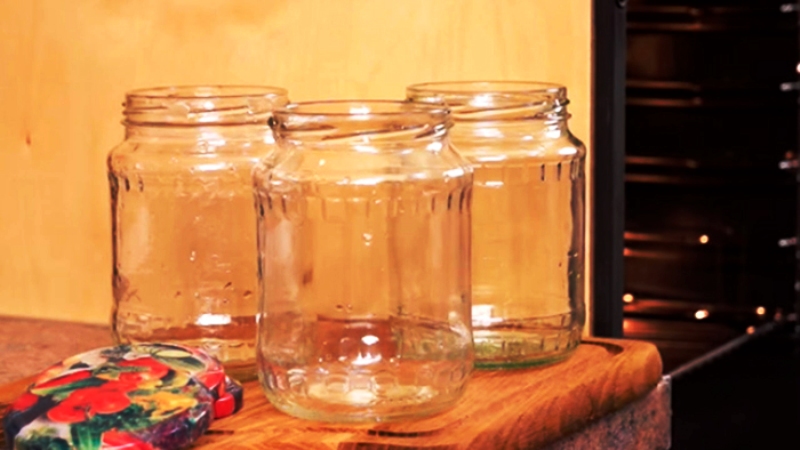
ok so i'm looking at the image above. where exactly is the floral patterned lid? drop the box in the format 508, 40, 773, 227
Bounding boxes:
3, 343, 243, 450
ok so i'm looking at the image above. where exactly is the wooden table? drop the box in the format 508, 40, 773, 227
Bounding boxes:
0, 317, 670, 449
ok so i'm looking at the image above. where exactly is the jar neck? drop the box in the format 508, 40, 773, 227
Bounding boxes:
124, 123, 275, 144
449, 108, 570, 143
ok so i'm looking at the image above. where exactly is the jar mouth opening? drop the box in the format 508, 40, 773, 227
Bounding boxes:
406, 81, 568, 122
406, 81, 566, 98
126, 85, 288, 100
277, 100, 449, 118
273, 101, 451, 143
124, 85, 289, 127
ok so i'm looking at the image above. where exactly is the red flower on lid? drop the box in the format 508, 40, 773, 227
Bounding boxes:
47, 382, 133, 424
117, 357, 171, 384
101, 429, 154, 450
10, 392, 39, 412
35, 370, 92, 389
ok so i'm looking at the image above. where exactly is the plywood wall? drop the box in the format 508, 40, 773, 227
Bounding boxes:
0, 0, 592, 325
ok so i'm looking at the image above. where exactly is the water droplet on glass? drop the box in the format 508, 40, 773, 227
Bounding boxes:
174, 291, 182, 298
362, 233, 373, 246
189, 251, 196, 262
224, 281, 233, 290
335, 304, 344, 311
243, 290, 253, 299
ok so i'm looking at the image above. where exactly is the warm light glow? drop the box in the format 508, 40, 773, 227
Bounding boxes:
472, 304, 503, 327
473, 94, 495, 108
474, 127, 505, 139
353, 144, 379, 154
474, 154, 508, 163
699, 235, 709, 244
349, 105, 371, 115
747, 326, 756, 334
361, 335, 380, 346
695, 309, 709, 320
443, 167, 466, 178
623, 293, 634, 303
756, 306, 766, 316
193, 162, 228, 172
195, 313, 232, 326
426, 142, 443, 152
352, 352, 381, 366
338, 176, 385, 186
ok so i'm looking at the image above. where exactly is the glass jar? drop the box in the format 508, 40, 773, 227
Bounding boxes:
108, 86, 289, 381
254, 101, 474, 422
407, 81, 586, 368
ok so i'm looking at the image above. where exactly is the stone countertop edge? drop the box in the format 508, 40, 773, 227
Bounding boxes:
546, 376, 671, 450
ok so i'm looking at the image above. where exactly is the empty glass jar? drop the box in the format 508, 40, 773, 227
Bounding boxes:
408, 81, 586, 368
108, 85, 289, 381
254, 101, 473, 422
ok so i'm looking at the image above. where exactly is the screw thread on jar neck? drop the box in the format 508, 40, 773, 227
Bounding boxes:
406, 81, 570, 123
406, 81, 572, 143
123, 85, 289, 129
270, 100, 453, 149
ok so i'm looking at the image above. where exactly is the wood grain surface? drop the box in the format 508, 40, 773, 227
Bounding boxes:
0, 339, 662, 449
0, 316, 111, 384
0, 0, 593, 327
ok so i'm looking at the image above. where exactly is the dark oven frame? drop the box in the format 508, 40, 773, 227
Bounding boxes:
592, 0, 627, 337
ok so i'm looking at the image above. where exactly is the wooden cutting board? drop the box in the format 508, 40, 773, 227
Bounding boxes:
0, 338, 662, 449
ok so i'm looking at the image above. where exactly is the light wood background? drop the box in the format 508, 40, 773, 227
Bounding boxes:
0, 0, 593, 327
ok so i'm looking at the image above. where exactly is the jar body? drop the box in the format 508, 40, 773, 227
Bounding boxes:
408, 82, 586, 368
254, 101, 473, 422
467, 130, 585, 368
108, 86, 288, 381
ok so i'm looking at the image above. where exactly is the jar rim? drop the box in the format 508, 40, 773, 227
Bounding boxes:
277, 100, 449, 118
406, 81, 566, 97
406, 81, 568, 122
123, 85, 289, 127
126, 85, 288, 100
272, 100, 451, 143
